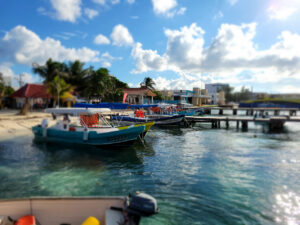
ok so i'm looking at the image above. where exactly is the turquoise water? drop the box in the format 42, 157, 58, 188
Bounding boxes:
1, 122, 300, 224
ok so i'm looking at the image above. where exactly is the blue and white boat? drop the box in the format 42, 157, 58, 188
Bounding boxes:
32, 108, 146, 147
112, 114, 185, 126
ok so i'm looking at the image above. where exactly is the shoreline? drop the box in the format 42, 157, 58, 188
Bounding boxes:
0, 110, 52, 142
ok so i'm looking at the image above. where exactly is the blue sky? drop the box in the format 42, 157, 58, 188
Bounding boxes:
1, 0, 300, 93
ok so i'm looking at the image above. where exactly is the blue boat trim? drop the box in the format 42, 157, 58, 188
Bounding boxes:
32, 125, 145, 146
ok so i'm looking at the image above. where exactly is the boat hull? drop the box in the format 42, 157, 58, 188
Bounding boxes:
118, 121, 155, 137
112, 115, 184, 126
0, 197, 124, 225
32, 125, 145, 147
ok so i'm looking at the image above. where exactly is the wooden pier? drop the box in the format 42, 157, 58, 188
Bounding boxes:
200, 107, 299, 116
185, 116, 300, 131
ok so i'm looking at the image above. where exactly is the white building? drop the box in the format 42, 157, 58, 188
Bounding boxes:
205, 83, 228, 105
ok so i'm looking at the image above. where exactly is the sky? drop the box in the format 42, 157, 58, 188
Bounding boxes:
1, 0, 300, 93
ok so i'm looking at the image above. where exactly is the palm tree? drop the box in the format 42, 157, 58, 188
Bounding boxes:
84, 68, 111, 102
33, 58, 67, 83
64, 60, 88, 93
140, 77, 155, 90
47, 75, 72, 107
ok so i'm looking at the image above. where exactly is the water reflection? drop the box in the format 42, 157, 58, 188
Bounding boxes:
0, 137, 155, 198
273, 187, 300, 225
33, 139, 155, 169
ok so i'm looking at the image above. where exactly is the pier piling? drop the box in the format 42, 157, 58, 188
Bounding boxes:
226, 119, 229, 129
242, 121, 248, 130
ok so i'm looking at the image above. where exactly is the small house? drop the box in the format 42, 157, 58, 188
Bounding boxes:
123, 87, 156, 104
9, 83, 51, 109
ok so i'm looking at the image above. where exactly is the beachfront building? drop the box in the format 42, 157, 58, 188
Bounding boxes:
192, 88, 210, 106
169, 88, 211, 106
10, 83, 51, 109
173, 90, 194, 104
160, 90, 174, 101
205, 83, 228, 105
123, 87, 157, 104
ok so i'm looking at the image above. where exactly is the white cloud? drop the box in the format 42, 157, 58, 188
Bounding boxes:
130, 22, 300, 89
94, 34, 110, 45
50, 0, 82, 23
213, 11, 223, 20
84, 8, 98, 19
0, 64, 37, 86
21, 73, 36, 84
278, 85, 300, 93
268, 0, 300, 20
111, 24, 134, 46
153, 74, 205, 90
111, 0, 120, 4
0, 26, 100, 66
228, 0, 238, 6
177, 7, 186, 15
0, 64, 15, 78
164, 23, 205, 71
92, 0, 120, 6
126, 0, 135, 4
151, 0, 185, 17
131, 42, 167, 73
92, 0, 106, 5
37, 7, 48, 16
99, 52, 121, 67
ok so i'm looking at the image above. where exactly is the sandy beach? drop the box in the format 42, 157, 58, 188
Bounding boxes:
0, 110, 53, 141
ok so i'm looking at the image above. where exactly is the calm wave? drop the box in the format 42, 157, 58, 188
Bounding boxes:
1, 122, 300, 225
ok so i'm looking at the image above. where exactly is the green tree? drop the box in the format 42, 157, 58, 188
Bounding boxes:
33, 58, 66, 83
140, 77, 155, 90
153, 90, 163, 101
104, 75, 128, 102
64, 60, 89, 93
219, 85, 234, 103
84, 68, 111, 102
235, 86, 251, 102
4, 86, 14, 96
47, 75, 72, 107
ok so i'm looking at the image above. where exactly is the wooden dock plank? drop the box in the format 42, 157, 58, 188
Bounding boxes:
186, 116, 300, 123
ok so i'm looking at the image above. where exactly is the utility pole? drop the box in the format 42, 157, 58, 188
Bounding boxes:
15, 74, 24, 87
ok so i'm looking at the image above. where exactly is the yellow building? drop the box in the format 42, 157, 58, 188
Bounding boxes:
192, 88, 210, 106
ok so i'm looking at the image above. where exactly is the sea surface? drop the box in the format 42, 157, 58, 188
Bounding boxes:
1, 119, 300, 224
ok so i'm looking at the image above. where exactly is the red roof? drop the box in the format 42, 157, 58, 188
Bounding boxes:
123, 87, 156, 97
10, 83, 51, 98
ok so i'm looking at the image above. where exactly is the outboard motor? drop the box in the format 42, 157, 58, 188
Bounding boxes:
127, 192, 158, 215
111, 192, 158, 225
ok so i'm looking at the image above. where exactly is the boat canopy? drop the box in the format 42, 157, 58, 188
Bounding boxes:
129, 104, 158, 109
74, 103, 129, 109
45, 107, 111, 116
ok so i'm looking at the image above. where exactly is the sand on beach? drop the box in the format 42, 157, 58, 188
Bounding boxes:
0, 110, 53, 141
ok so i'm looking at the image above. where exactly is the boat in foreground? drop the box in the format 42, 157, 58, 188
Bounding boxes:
32, 108, 152, 147
0, 192, 158, 225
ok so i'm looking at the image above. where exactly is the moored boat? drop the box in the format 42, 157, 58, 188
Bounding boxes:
0, 192, 158, 225
32, 108, 151, 147
112, 114, 185, 126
